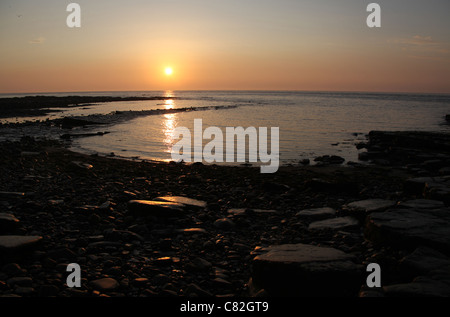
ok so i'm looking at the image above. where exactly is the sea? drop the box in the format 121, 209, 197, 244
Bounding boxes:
1, 90, 450, 166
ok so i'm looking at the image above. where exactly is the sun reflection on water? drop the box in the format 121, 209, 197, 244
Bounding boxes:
162, 113, 178, 154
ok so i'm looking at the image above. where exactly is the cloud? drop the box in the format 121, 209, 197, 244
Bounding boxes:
29, 36, 45, 44
388, 35, 449, 60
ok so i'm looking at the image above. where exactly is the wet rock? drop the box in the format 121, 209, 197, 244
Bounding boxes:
383, 267, 450, 297
184, 283, 213, 297
7, 276, 32, 287
399, 246, 450, 276
60, 117, 104, 129
155, 196, 207, 209
365, 208, 450, 254
299, 158, 310, 165
1, 263, 24, 276
152, 274, 170, 286
186, 257, 212, 272
251, 243, 362, 296
296, 207, 336, 220
14, 286, 35, 296
90, 278, 120, 292
127, 200, 185, 218
104, 229, 144, 242
343, 199, 396, 216
314, 155, 345, 165
397, 199, 445, 210
213, 218, 235, 230
308, 216, 359, 231
175, 228, 207, 235
227, 208, 277, 217
71, 161, 93, 170
0, 192, 25, 199
0, 213, 20, 234
0, 235, 43, 253
403, 177, 434, 195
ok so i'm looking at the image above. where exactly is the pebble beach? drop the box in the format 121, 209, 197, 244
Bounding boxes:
1, 97, 450, 298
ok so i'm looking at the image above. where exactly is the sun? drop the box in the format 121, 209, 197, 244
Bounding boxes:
165, 67, 173, 76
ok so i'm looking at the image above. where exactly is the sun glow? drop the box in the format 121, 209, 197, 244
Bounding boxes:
165, 67, 173, 76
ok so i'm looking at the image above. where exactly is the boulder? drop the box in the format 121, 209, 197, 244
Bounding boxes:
251, 243, 362, 296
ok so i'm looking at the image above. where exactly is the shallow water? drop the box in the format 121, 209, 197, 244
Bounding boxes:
2, 91, 450, 165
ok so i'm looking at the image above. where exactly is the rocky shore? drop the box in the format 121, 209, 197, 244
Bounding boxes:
0, 129, 449, 298
0, 96, 177, 119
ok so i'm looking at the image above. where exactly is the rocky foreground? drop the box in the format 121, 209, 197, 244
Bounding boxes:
1, 131, 450, 297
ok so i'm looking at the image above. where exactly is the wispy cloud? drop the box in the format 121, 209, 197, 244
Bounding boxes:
388, 35, 449, 61
29, 36, 45, 44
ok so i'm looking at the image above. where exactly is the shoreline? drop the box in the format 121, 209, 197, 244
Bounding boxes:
1, 96, 450, 297
1, 129, 450, 297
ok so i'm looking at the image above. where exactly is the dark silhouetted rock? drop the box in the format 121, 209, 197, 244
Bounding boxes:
213, 218, 235, 230
343, 199, 396, 216
365, 208, 450, 254
0, 235, 42, 252
383, 267, 450, 297
251, 243, 362, 296
0, 213, 20, 234
314, 155, 345, 165
308, 216, 359, 231
398, 199, 445, 210
296, 207, 336, 220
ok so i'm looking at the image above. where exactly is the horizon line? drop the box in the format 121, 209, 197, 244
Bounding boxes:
1, 89, 450, 96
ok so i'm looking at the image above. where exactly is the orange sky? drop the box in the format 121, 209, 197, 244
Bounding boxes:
1, 0, 449, 94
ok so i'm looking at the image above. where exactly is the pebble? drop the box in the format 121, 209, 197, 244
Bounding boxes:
90, 278, 120, 291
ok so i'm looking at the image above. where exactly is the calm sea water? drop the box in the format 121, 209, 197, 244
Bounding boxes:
2, 91, 450, 165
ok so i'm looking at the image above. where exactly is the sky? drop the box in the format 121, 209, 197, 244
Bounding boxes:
0, 0, 449, 93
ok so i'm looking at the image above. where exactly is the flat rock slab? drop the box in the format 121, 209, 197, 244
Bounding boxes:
0, 192, 25, 198
127, 200, 185, 218
400, 246, 450, 276
296, 207, 336, 220
155, 196, 207, 209
344, 199, 396, 214
251, 243, 362, 296
227, 208, 277, 216
0, 235, 42, 251
398, 199, 445, 210
365, 208, 450, 253
308, 216, 359, 231
175, 228, 207, 235
383, 267, 450, 297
